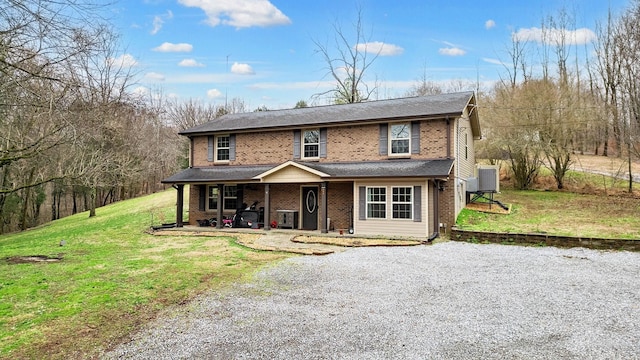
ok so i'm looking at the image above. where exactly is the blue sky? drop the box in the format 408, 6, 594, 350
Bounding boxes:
110, 0, 630, 110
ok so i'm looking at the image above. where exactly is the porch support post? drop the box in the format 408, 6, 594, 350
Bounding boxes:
320, 182, 328, 233
216, 184, 224, 229
264, 184, 271, 231
176, 184, 184, 228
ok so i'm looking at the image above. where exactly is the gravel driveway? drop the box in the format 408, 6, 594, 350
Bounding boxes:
103, 242, 640, 359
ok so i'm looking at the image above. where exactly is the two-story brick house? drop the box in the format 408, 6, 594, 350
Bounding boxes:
162, 91, 480, 239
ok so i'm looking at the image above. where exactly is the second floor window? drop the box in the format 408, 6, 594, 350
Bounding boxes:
216, 135, 230, 162
303, 129, 320, 158
390, 123, 410, 155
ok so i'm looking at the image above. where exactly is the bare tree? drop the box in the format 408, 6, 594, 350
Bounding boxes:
64, 26, 140, 217
502, 35, 531, 88
405, 64, 443, 97
593, 9, 624, 157
615, 6, 640, 192
313, 7, 381, 104
0, 0, 109, 229
167, 98, 219, 131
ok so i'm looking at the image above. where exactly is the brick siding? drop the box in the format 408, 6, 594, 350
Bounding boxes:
191, 119, 452, 167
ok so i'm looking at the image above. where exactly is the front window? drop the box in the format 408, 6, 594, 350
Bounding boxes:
390, 123, 410, 155
216, 135, 230, 162
207, 185, 237, 211
392, 187, 412, 219
223, 185, 237, 210
303, 129, 320, 158
366, 187, 386, 219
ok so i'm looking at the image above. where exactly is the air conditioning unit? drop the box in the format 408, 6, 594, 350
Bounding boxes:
476, 165, 499, 193
466, 177, 478, 193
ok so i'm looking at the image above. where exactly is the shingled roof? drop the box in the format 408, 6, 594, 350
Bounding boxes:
162, 159, 454, 184
179, 91, 477, 135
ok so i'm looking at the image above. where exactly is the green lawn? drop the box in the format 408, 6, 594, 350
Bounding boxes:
0, 189, 290, 359
456, 189, 640, 239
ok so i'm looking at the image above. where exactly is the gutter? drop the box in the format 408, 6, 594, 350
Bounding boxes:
446, 117, 451, 159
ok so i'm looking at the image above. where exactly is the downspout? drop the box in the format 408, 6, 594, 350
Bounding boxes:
426, 179, 440, 242
446, 118, 451, 159
189, 136, 194, 167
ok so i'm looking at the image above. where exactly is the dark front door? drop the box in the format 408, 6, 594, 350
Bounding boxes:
301, 186, 318, 230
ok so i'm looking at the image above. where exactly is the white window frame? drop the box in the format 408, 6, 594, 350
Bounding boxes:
215, 134, 230, 163
302, 128, 320, 159
391, 186, 413, 220
389, 123, 411, 156
206, 185, 237, 211
366, 186, 386, 219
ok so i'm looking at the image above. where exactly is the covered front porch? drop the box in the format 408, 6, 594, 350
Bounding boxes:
162, 159, 454, 239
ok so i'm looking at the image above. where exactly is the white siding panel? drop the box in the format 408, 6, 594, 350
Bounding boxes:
353, 180, 429, 238
454, 113, 477, 220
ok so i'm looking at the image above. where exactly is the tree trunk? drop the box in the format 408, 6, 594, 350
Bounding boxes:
20, 169, 36, 231
89, 187, 97, 217
603, 125, 609, 156
51, 187, 58, 221
628, 142, 633, 193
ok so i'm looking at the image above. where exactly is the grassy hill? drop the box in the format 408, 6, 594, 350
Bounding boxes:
0, 189, 290, 359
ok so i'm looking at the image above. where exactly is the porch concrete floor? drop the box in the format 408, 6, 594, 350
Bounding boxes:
154, 226, 424, 255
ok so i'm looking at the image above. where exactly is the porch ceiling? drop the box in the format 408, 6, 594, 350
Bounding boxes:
161, 159, 454, 184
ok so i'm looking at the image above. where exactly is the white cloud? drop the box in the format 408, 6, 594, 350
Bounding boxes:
485, 19, 496, 30
178, 0, 291, 28
355, 41, 404, 56
482, 57, 504, 65
439, 47, 466, 56
179, 58, 205, 67
144, 72, 166, 81
247, 80, 334, 91
207, 89, 224, 98
132, 86, 150, 97
107, 54, 138, 67
231, 62, 255, 75
153, 42, 193, 52
513, 27, 596, 45
151, 10, 174, 35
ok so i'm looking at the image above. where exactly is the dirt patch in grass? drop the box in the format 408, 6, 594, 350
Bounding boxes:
233, 235, 334, 255
465, 202, 511, 215
152, 230, 261, 243
5, 254, 63, 264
